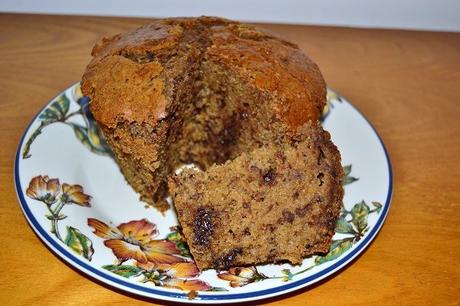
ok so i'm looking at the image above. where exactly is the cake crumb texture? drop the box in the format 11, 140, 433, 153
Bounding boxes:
169, 123, 344, 270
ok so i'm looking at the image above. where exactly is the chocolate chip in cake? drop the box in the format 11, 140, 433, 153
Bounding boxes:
193, 207, 214, 246
292, 191, 300, 199
240, 111, 249, 119
317, 172, 324, 186
317, 148, 326, 165
213, 248, 243, 270
262, 168, 277, 186
267, 224, 275, 232
281, 209, 295, 224
295, 204, 313, 217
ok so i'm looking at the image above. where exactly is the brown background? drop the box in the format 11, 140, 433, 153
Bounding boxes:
0, 13, 459, 305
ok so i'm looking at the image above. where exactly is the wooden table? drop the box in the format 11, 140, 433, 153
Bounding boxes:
1, 13, 459, 305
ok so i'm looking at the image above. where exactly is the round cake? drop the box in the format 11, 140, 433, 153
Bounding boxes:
81, 16, 327, 211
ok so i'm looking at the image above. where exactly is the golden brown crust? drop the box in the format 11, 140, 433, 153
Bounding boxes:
82, 56, 166, 128
90, 21, 183, 59
81, 20, 184, 128
206, 22, 326, 131
82, 16, 326, 131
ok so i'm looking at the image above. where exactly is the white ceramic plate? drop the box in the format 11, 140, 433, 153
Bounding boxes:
14, 83, 392, 303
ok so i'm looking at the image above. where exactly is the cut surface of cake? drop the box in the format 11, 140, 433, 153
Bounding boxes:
81, 16, 327, 210
168, 123, 344, 270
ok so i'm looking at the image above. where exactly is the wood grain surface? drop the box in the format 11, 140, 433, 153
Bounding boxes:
1, 13, 459, 305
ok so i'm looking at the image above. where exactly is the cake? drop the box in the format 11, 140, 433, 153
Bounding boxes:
168, 123, 344, 270
81, 16, 327, 211
81, 17, 344, 270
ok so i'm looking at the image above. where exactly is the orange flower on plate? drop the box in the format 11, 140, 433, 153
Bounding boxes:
162, 278, 211, 291
88, 218, 185, 265
143, 262, 200, 278
218, 266, 261, 287
61, 183, 91, 206
163, 262, 200, 278
26, 175, 60, 205
137, 261, 199, 275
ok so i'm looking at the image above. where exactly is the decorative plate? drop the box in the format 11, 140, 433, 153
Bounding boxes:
14, 83, 392, 303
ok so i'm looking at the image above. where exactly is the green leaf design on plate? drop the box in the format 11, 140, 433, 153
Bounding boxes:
64, 226, 94, 261
46, 214, 67, 221
207, 287, 229, 292
166, 231, 182, 241
343, 165, 352, 176
70, 123, 110, 155
372, 201, 383, 213
176, 241, 191, 257
39, 94, 70, 122
334, 215, 356, 234
343, 164, 359, 185
281, 269, 294, 281
102, 265, 143, 278
167, 231, 191, 257
351, 201, 370, 234
343, 175, 359, 185
315, 238, 354, 264
71, 123, 90, 144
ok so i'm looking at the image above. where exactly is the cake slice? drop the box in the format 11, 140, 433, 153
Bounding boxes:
168, 123, 344, 271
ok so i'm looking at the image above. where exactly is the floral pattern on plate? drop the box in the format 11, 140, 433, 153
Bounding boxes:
26, 175, 94, 260
87, 218, 225, 292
